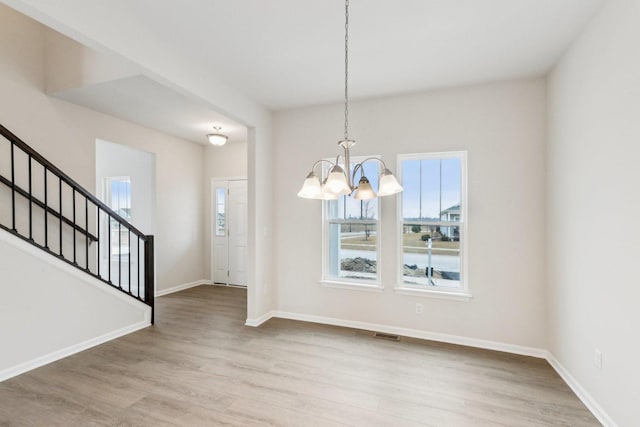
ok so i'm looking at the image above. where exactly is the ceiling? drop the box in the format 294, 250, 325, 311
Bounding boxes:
55, 76, 247, 145
57, 0, 602, 110
5, 0, 606, 132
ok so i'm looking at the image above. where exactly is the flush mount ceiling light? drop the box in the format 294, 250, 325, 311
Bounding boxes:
207, 126, 228, 146
297, 0, 402, 201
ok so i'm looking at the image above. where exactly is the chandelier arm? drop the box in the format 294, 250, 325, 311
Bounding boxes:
352, 163, 364, 183
351, 157, 389, 183
311, 159, 336, 170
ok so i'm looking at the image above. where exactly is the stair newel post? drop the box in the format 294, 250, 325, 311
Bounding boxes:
144, 235, 155, 324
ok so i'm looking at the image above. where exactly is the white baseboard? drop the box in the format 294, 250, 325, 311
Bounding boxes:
248, 310, 544, 358
245, 310, 275, 327
155, 279, 211, 297
0, 320, 150, 383
546, 353, 617, 427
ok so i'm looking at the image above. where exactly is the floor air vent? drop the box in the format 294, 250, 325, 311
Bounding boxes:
374, 332, 400, 341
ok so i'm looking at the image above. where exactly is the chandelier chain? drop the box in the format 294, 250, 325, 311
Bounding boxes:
344, 0, 349, 141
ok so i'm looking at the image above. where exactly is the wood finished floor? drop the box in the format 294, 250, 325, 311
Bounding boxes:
0, 285, 599, 427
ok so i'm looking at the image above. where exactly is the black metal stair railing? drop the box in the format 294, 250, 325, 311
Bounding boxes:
0, 124, 154, 323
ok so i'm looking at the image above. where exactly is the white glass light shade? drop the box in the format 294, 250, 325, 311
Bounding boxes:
297, 172, 322, 199
319, 178, 339, 200
207, 133, 228, 146
353, 176, 377, 200
325, 165, 351, 195
377, 168, 403, 196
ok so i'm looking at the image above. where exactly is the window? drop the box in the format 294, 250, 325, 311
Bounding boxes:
215, 187, 226, 236
397, 152, 468, 295
323, 157, 381, 285
105, 177, 131, 258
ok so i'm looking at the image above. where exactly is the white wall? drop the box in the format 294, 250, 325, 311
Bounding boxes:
0, 5, 205, 292
0, 230, 150, 381
273, 78, 547, 349
203, 142, 248, 280
96, 139, 156, 235
547, 0, 640, 425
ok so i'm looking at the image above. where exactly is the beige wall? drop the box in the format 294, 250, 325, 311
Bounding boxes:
0, 5, 205, 292
547, 0, 640, 425
203, 142, 248, 281
44, 28, 140, 95
273, 78, 547, 349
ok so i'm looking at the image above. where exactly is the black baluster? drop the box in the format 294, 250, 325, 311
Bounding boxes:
137, 236, 141, 298
44, 167, 48, 249
10, 142, 15, 231
108, 214, 111, 283
72, 188, 76, 264
128, 230, 131, 294
97, 206, 100, 279
118, 222, 122, 288
59, 178, 62, 256
85, 198, 89, 271
28, 155, 32, 240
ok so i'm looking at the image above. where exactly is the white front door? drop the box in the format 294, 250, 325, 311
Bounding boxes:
228, 180, 248, 286
212, 179, 248, 286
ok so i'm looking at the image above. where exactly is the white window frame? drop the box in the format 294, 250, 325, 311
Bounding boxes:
395, 151, 471, 301
321, 155, 383, 291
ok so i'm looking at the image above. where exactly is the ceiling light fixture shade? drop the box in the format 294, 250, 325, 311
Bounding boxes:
207, 126, 228, 146
325, 164, 351, 195
353, 176, 376, 200
377, 168, 404, 196
319, 178, 340, 200
297, 172, 322, 199
297, 0, 402, 201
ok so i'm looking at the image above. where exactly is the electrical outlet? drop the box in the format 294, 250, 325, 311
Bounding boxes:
594, 349, 603, 370
415, 303, 423, 314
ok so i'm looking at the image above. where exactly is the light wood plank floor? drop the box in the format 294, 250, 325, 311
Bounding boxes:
0, 285, 599, 426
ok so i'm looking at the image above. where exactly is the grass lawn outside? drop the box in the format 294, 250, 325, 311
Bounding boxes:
340, 232, 459, 255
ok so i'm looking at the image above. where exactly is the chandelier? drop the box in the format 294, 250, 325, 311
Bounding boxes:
297, 0, 403, 201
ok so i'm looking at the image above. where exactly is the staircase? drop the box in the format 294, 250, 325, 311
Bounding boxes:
0, 124, 154, 322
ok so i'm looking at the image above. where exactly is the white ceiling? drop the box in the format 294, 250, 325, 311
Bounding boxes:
5, 0, 606, 128
80, 0, 602, 110
55, 76, 247, 145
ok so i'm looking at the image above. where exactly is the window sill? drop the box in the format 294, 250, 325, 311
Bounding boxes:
394, 286, 472, 301
320, 280, 384, 292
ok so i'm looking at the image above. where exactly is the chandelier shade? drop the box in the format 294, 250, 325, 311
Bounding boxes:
325, 165, 352, 195
377, 168, 404, 196
353, 176, 376, 200
297, 172, 322, 198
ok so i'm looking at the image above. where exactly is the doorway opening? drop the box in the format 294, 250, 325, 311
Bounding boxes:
211, 179, 248, 286
96, 139, 156, 292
